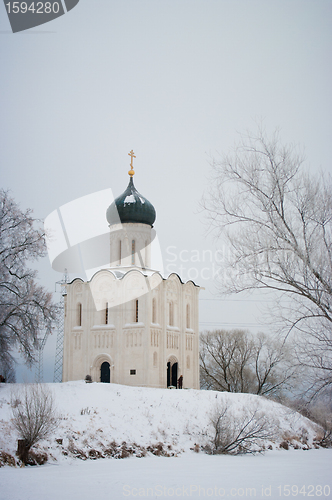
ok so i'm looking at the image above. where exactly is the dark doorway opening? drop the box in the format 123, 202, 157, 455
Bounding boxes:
100, 362, 110, 383
167, 361, 178, 387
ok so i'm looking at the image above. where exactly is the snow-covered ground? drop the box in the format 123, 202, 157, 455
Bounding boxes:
1, 449, 332, 500
0, 382, 331, 500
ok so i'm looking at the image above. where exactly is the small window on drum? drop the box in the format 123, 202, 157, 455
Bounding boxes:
130, 369, 136, 375
131, 240, 135, 265
152, 297, 157, 323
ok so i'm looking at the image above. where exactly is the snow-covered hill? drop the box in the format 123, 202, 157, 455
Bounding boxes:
0, 381, 324, 464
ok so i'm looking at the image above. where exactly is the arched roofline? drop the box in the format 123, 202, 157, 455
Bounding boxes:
66, 269, 201, 287
67, 277, 85, 286
88, 268, 124, 282
89, 268, 118, 283
165, 272, 201, 288
87, 268, 165, 283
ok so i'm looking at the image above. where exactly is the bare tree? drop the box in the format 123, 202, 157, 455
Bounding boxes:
293, 387, 332, 447
307, 391, 332, 447
200, 329, 255, 393
207, 401, 275, 454
200, 329, 297, 397
0, 190, 58, 368
11, 384, 58, 463
203, 128, 332, 395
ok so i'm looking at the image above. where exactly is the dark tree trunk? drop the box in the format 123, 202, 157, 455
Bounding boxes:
17, 439, 30, 464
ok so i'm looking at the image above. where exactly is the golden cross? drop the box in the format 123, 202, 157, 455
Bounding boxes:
128, 149, 136, 177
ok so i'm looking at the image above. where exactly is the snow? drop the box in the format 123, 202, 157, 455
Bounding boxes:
0, 450, 331, 500
124, 322, 145, 328
91, 324, 116, 329
124, 195, 136, 204
123, 194, 145, 204
0, 382, 331, 500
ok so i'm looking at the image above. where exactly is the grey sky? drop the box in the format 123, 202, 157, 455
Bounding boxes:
1, 0, 331, 381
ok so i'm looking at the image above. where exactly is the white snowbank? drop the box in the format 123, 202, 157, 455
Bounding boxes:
0, 381, 323, 464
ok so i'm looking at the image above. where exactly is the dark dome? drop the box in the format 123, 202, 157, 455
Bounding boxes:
106, 177, 156, 227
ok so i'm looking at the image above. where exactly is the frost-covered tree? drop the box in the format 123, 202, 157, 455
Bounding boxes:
0, 190, 58, 367
203, 128, 332, 396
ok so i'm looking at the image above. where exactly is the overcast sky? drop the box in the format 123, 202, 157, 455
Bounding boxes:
1, 0, 331, 382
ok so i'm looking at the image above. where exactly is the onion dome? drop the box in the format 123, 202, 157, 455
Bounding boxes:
106, 151, 156, 227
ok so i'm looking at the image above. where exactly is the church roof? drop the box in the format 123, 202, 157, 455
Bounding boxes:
106, 151, 156, 227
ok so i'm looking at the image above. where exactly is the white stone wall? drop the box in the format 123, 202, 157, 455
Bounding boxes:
62, 270, 201, 389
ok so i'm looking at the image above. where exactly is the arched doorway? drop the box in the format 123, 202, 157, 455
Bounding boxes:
100, 361, 110, 383
91, 354, 113, 383
167, 357, 178, 387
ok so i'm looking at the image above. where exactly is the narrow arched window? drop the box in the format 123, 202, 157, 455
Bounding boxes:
169, 301, 173, 326
131, 240, 135, 265
152, 297, 157, 323
77, 303, 82, 327
135, 299, 139, 322
119, 240, 122, 265
186, 304, 190, 329
105, 302, 109, 325
187, 355, 190, 369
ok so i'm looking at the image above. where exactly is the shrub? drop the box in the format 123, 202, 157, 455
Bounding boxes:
280, 441, 289, 450
206, 401, 276, 455
11, 384, 58, 464
0, 451, 16, 467
27, 451, 48, 465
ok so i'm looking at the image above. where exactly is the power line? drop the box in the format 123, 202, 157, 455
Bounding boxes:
200, 298, 274, 303
200, 321, 264, 327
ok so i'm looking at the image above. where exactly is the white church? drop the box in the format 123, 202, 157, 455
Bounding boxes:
62, 152, 201, 389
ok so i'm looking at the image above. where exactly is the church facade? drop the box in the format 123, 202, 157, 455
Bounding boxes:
62, 152, 201, 389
